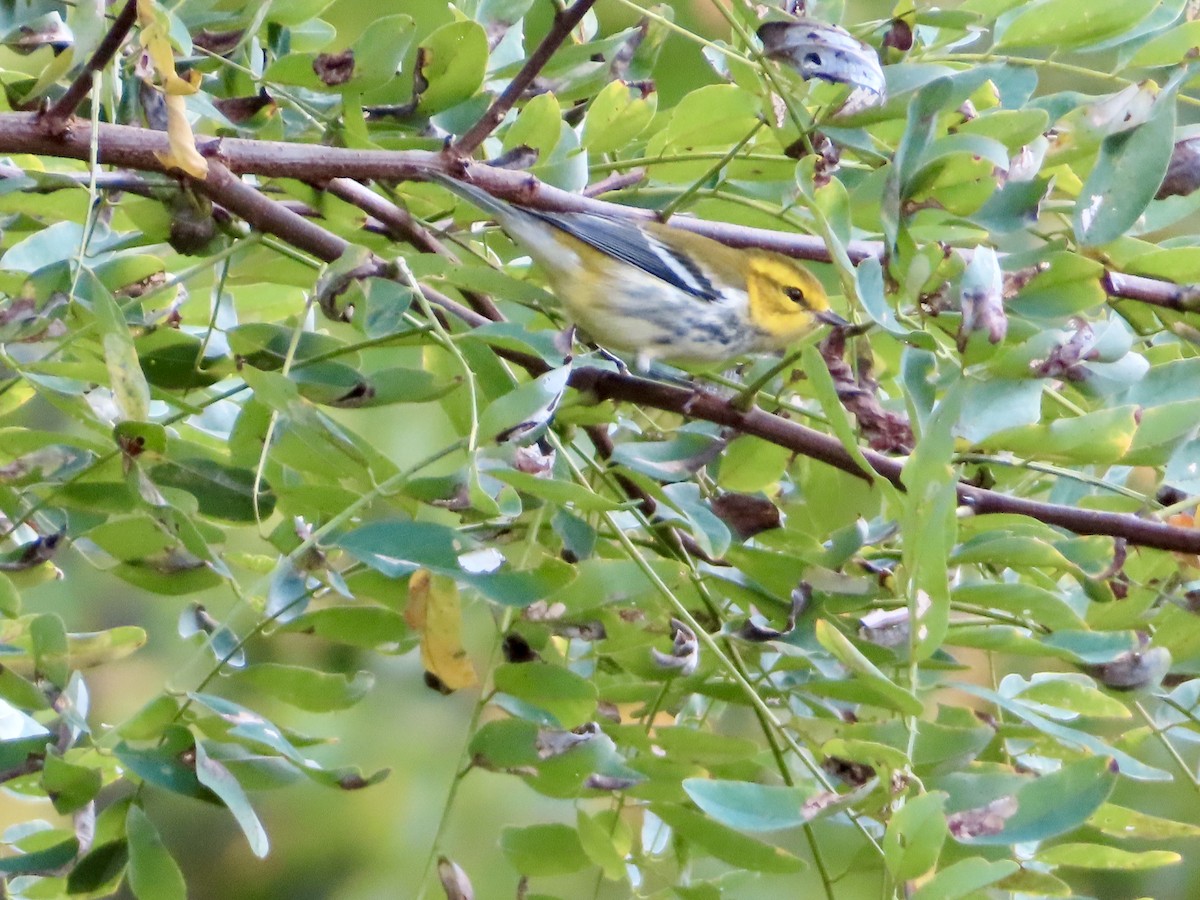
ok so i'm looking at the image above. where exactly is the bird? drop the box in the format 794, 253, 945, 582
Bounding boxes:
431, 173, 843, 371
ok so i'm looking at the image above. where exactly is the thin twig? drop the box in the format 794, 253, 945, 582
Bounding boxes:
43, 0, 139, 127
581, 167, 647, 197
323, 177, 504, 320
453, 0, 599, 155
0, 162, 166, 197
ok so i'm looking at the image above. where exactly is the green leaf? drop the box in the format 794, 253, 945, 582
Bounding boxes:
489, 469, 624, 512
226, 664, 374, 712
814, 620, 924, 716
149, 458, 274, 522
227, 323, 349, 370
883, 792, 948, 881
194, 740, 269, 858
959, 756, 1118, 845
716, 437, 792, 492
418, 21, 489, 114
1014, 674, 1131, 719
67, 839, 129, 895
1074, 80, 1177, 246
187, 693, 312, 768
465, 557, 576, 607
351, 366, 459, 407
477, 365, 570, 443
0, 833, 79, 873
952, 582, 1086, 631
956, 378, 1043, 444
682, 779, 818, 832
136, 328, 222, 389
94, 290, 150, 423
1006, 251, 1106, 318
280, 606, 409, 650
0, 574, 18, 618
493, 662, 597, 728
650, 803, 805, 873
41, 751, 101, 814
337, 520, 462, 576
912, 858, 1020, 900
115, 726, 207, 799
500, 823, 589, 876
652, 728, 758, 765
660, 482, 731, 558
85, 515, 178, 561
583, 80, 656, 153
901, 384, 961, 659
1088, 803, 1200, 839
822, 738, 910, 772
126, 805, 186, 900
955, 683, 1168, 780
609, 431, 723, 482
1036, 842, 1181, 869
1128, 20, 1200, 68
503, 91, 562, 156
985, 407, 1139, 464
348, 14, 416, 92
576, 809, 629, 880
288, 361, 373, 406
998, 0, 1159, 50
30, 613, 68, 687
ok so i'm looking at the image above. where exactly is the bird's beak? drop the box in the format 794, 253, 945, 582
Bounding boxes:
816, 309, 850, 327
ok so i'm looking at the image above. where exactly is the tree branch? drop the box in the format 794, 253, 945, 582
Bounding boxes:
2, 115, 1198, 553
194, 160, 348, 262
0, 114, 1187, 310
453, 0, 599, 155
43, 0, 139, 127
567, 369, 1200, 554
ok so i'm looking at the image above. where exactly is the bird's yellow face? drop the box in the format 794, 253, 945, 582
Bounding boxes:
744, 255, 833, 342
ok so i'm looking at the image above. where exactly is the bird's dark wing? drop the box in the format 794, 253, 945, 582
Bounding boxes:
533, 211, 723, 302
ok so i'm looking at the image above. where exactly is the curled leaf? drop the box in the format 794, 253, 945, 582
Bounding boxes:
536, 722, 600, 760
584, 773, 641, 791
437, 856, 474, 900
156, 91, 209, 179
958, 247, 1007, 352
1087, 644, 1170, 691
1157, 137, 1200, 199
758, 19, 886, 114
651, 618, 699, 676
0, 533, 63, 571
735, 582, 809, 642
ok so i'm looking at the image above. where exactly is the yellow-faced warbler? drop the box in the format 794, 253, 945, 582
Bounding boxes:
434, 174, 843, 369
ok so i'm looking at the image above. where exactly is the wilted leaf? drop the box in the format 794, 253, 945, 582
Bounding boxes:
406, 570, 478, 692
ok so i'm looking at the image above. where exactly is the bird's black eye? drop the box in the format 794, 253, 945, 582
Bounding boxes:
783, 286, 809, 307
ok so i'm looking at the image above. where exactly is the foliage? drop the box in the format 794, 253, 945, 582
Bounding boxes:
1, 0, 1200, 898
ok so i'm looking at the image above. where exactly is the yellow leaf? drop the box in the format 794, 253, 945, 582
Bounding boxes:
154, 92, 208, 178
138, 1, 199, 95
406, 569, 477, 691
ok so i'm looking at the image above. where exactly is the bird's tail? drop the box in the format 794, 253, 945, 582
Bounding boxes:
429, 172, 561, 260
429, 172, 525, 223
